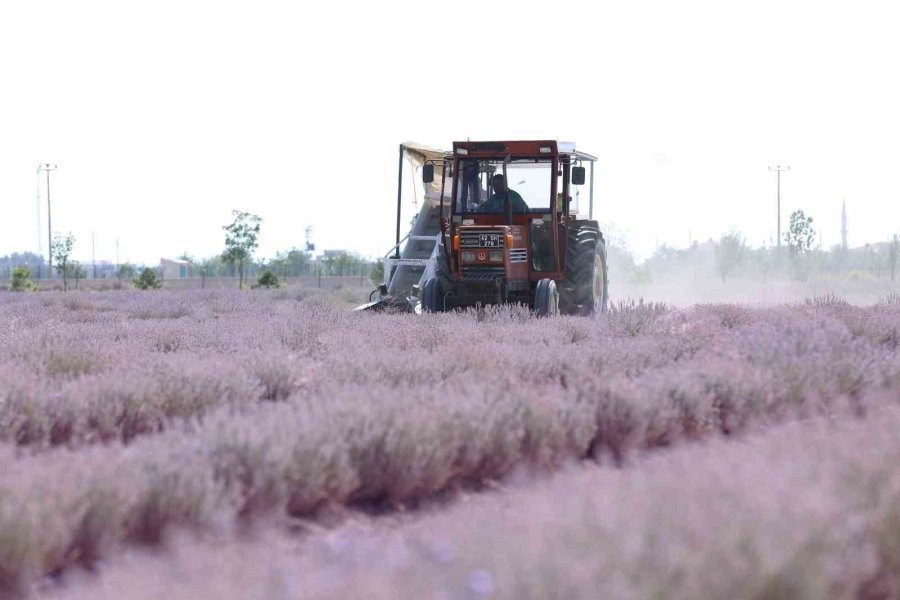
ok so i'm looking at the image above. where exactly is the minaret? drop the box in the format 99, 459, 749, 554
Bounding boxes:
841, 198, 848, 251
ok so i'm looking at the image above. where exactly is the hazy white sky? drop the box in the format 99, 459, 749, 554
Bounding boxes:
1, 0, 899, 264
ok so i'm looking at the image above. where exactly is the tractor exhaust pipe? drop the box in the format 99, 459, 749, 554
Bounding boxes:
502, 156, 512, 225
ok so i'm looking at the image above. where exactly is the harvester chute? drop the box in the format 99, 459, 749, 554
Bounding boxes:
356, 142, 451, 312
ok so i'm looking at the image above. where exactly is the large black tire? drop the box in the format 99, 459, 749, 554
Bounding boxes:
434, 242, 453, 292
421, 243, 452, 314
534, 278, 559, 317
559, 222, 609, 316
421, 277, 443, 313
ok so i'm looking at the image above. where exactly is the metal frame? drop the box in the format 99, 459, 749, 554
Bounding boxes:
571, 150, 598, 220
394, 144, 404, 259
385, 144, 452, 300
381, 233, 443, 287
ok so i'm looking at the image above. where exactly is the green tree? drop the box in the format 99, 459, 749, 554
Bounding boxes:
715, 229, 746, 283
222, 210, 262, 289
193, 256, 216, 277
324, 251, 366, 276
369, 260, 385, 286
272, 248, 310, 278
196, 256, 223, 288
889, 234, 900, 282
117, 262, 136, 281
784, 210, 816, 255
133, 267, 162, 290
10, 267, 36, 292
784, 210, 816, 281
51, 232, 75, 292
750, 245, 775, 283
336, 252, 357, 276
606, 238, 648, 285
70, 261, 87, 290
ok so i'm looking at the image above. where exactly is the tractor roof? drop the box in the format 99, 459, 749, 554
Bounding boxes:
451, 140, 596, 161
401, 142, 450, 162
399, 141, 597, 163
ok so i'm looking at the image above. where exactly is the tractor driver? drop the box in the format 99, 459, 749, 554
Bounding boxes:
477, 174, 529, 213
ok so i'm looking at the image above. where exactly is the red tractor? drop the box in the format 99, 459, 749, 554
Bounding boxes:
363, 140, 607, 316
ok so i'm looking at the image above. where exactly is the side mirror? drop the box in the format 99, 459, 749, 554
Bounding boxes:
571, 166, 586, 186
423, 164, 435, 184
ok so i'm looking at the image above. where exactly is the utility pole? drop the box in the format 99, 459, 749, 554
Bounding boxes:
92, 233, 97, 279
37, 164, 58, 278
841, 198, 848, 251
35, 169, 42, 257
768, 165, 790, 249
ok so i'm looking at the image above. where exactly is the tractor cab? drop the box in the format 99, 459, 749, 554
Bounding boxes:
361, 140, 606, 316
441, 141, 581, 308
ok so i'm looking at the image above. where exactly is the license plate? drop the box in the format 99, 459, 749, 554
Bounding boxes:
479, 233, 501, 247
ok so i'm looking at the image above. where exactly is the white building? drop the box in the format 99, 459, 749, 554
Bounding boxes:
160, 258, 190, 279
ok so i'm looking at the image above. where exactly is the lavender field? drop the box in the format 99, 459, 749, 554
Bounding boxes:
2, 288, 900, 598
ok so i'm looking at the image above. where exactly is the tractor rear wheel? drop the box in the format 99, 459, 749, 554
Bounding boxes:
560, 223, 608, 316
534, 278, 559, 317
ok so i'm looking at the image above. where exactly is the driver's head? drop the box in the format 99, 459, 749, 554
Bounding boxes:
491, 174, 507, 195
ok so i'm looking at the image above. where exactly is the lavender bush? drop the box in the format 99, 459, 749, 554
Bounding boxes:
0, 288, 899, 595
46, 404, 900, 600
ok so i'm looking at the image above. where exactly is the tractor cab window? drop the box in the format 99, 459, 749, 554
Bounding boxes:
456, 158, 553, 214
556, 168, 581, 216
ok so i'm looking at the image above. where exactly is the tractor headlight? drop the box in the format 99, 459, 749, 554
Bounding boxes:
461, 251, 475, 262
489, 251, 503, 262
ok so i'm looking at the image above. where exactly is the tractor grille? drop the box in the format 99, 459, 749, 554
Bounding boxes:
509, 248, 528, 264
461, 266, 506, 279
457, 270, 506, 305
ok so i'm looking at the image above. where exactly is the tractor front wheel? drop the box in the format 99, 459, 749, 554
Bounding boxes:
534, 278, 559, 317
421, 277, 443, 313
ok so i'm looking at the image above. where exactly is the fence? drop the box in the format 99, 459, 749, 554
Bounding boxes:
0, 262, 375, 290
160, 274, 372, 290
0, 274, 375, 292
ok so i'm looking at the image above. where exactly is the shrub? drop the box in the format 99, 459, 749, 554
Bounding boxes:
133, 268, 162, 290
804, 294, 850, 310
254, 270, 279, 289
877, 293, 900, 308
9, 267, 36, 292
